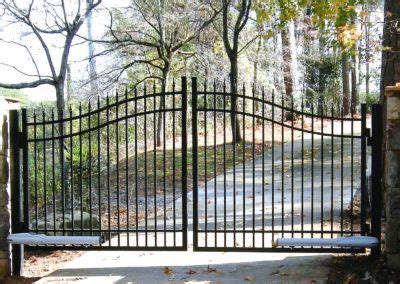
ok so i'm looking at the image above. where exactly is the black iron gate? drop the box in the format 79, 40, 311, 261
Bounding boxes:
191, 77, 382, 253
10, 77, 383, 264
10, 78, 188, 253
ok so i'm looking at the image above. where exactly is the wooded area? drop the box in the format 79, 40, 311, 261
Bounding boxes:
0, 0, 395, 113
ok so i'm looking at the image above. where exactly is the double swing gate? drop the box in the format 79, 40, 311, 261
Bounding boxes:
10, 77, 382, 257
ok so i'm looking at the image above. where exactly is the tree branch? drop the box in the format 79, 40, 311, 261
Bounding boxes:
238, 34, 260, 55
0, 79, 55, 89
171, 4, 223, 52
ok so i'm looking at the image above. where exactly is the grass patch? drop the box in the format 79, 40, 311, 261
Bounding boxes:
114, 140, 267, 196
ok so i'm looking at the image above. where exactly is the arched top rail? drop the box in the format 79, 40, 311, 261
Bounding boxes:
26, 107, 179, 142
197, 91, 362, 122
198, 107, 362, 139
26, 91, 181, 126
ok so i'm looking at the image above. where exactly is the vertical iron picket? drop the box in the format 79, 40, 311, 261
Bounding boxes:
116, 93, 120, 246
125, 89, 129, 246
181, 76, 188, 249
88, 103, 93, 236
192, 77, 199, 250
153, 84, 157, 246
51, 111, 56, 234
42, 111, 47, 234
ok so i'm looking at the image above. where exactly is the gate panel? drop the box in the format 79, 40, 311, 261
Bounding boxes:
20, 77, 188, 250
13, 76, 377, 253
192, 78, 369, 252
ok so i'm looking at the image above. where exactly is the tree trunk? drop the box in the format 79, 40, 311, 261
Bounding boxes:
253, 36, 261, 86
55, 81, 69, 207
351, 48, 359, 114
304, 6, 314, 109
350, 16, 359, 115
66, 64, 73, 104
86, 0, 98, 98
365, 29, 370, 97
342, 53, 351, 116
55, 81, 66, 154
253, 36, 262, 114
281, 23, 295, 120
273, 33, 281, 96
229, 57, 242, 144
380, 0, 400, 102
281, 25, 294, 103
318, 32, 326, 115
156, 65, 170, 147
364, 2, 371, 98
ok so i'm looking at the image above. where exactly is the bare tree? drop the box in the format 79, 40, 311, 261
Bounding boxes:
0, 0, 101, 114
101, 0, 221, 145
0, 0, 101, 195
86, 0, 99, 97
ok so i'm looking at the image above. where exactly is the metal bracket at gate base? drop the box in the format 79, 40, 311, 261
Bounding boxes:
7, 233, 102, 246
273, 236, 379, 248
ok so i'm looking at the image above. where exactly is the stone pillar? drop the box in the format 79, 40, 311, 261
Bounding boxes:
0, 114, 10, 278
385, 85, 400, 269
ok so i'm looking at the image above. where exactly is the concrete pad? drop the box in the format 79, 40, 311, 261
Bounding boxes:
37, 249, 331, 283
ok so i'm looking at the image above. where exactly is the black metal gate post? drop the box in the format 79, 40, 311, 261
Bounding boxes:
9, 109, 26, 276
360, 104, 367, 235
21, 109, 29, 233
191, 77, 198, 250
181, 76, 188, 248
371, 104, 383, 256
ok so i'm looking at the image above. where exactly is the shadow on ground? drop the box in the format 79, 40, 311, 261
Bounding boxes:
36, 252, 331, 283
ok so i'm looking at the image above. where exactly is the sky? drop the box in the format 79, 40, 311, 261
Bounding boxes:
0, 0, 130, 102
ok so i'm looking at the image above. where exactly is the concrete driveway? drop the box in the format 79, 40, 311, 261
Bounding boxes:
37, 131, 362, 283
37, 241, 331, 283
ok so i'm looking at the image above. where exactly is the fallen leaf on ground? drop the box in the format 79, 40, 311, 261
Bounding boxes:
204, 265, 217, 273
186, 268, 196, 275
164, 267, 174, 275
270, 270, 280, 276
244, 275, 255, 281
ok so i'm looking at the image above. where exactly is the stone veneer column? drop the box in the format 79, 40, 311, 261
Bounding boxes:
385, 85, 400, 269
0, 114, 10, 278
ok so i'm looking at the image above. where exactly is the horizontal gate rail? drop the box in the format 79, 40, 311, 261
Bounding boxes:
197, 107, 362, 139
25, 92, 181, 126
198, 91, 362, 121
